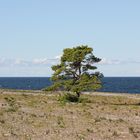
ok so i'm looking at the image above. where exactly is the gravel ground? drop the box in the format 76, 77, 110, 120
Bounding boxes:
0, 90, 140, 140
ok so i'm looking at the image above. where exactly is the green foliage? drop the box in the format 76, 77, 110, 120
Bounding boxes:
58, 93, 79, 103
58, 93, 92, 104
46, 45, 103, 97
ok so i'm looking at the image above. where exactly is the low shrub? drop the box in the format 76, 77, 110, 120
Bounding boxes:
58, 93, 91, 104
58, 93, 79, 103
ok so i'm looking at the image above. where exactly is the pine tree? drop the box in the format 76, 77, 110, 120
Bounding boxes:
47, 45, 103, 97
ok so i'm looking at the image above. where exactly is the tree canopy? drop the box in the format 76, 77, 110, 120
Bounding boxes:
47, 45, 103, 97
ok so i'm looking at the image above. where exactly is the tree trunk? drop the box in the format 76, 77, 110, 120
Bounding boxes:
76, 92, 80, 98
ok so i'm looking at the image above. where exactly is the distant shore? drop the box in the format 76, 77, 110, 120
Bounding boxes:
0, 88, 140, 97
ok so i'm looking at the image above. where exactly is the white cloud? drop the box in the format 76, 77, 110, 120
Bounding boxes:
99, 58, 121, 65
98, 58, 140, 65
0, 56, 60, 67
33, 58, 48, 65
0, 58, 6, 64
0, 57, 140, 67
55, 54, 62, 60
14, 59, 31, 66
0, 57, 140, 76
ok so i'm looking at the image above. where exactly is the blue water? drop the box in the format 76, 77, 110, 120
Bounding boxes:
100, 77, 140, 93
0, 77, 140, 94
0, 77, 52, 90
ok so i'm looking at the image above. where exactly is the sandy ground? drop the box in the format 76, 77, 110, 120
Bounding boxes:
0, 89, 140, 140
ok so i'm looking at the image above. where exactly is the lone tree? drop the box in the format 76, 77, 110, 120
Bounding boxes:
47, 45, 103, 97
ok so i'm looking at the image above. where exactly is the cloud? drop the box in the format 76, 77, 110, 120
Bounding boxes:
0, 56, 61, 67
55, 55, 62, 60
99, 58, 140, 65
0, 57, 140, 68
14, 59, 31, 66
0, 57, 140, 77
0, 58, 16, 66
33, 58, 48, 65
99, 58, 121, 65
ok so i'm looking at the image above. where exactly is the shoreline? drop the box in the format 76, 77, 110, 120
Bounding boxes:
0, 88, 140, 95
0, 89, 140, 101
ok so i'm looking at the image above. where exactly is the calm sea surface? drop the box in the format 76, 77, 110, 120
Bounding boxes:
0, 77, 140, 94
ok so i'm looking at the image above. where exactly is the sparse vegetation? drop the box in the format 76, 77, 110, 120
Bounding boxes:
4, 96, 19, 112
0, 90, 140, 140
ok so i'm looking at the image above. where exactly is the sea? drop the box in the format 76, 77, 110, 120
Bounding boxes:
0, 77, 140, 94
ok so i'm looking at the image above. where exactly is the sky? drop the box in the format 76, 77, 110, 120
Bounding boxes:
0, 0, 140, 77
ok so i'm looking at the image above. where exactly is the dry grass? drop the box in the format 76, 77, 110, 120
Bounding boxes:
0, 90, 140, 140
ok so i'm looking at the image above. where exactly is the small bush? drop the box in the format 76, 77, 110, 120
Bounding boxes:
58, 93, 92, 105
4, 96, 19, 112
58, 93, 79, 103
4, 97, 16, 106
